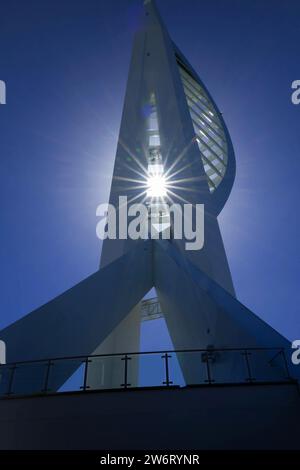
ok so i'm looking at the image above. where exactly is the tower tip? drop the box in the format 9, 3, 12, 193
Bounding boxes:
143, 0, 157, 9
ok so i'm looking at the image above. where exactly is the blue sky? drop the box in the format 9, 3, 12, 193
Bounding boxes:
0, 0, 299, 349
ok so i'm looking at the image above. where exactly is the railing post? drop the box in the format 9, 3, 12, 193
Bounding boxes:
203, 352, 215, 385
162, 353, 173, 387
281, 348, 292, 381
80, 357, 91, 391
41, 360, 53, 393
6, 364, 17, 396
121, 354, 132, 389
242, 349, 255, 383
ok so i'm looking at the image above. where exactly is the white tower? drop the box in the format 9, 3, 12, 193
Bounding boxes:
0, 0, 298, 391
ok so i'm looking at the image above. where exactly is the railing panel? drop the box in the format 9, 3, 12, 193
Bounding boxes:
175, 351, 208, 385
208, 350, 249, 384
87, 355, 129, 390
48, 359, 85, 393
246, 349, 290, 383
9, 362, 47, 396
138, 353, 166, 387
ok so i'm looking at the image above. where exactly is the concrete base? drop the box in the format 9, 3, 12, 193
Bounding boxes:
0, 382, 300, 450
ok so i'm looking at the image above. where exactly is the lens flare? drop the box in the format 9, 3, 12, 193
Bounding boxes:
146, 174, 167, 198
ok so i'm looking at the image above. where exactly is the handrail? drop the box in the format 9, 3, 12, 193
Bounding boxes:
0, 347, 293, 399
0, 346, 288, 368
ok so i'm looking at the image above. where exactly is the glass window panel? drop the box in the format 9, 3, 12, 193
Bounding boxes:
177, 59, 229, 192
148, 111, 159, 131
149, 134, 160, 147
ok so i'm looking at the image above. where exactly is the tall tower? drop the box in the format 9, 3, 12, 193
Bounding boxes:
93, 0, 237, 382
0, 0, 298, 390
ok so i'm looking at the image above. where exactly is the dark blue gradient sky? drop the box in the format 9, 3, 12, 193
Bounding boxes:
0, 0, 299, 349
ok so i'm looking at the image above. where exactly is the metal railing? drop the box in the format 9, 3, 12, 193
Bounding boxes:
0, 347, 293, 398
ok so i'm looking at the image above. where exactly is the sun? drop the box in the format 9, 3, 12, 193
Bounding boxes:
146, 173, 167, 198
